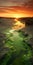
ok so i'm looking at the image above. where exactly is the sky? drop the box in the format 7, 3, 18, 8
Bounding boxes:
0, 0, 33, 18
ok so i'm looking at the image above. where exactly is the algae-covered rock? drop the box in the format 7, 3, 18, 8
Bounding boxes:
0, 29, 33, 65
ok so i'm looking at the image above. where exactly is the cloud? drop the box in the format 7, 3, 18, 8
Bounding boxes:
0, 0, 33, 8
0, 6, 33, 17
0, 0, 33, 17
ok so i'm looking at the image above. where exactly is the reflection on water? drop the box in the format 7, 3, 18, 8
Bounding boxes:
12, 18, 25, 30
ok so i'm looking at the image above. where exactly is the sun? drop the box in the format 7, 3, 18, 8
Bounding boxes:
13, 14, 22, 18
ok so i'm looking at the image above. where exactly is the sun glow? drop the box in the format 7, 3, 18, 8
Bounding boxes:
12, 14, 23, 18
0, 6, 33, 18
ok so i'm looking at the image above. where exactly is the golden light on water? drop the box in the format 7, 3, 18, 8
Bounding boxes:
12, 18, 25, 30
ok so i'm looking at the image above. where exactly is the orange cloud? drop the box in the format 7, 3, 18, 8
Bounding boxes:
0, 6, 33, 18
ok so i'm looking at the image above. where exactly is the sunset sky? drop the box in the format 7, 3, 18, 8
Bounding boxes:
0, 0, 33, 18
